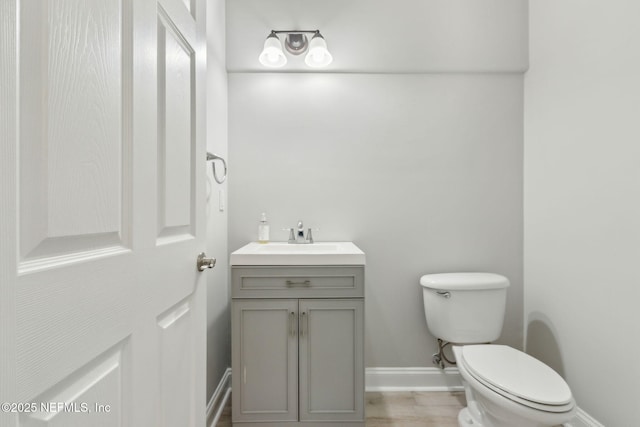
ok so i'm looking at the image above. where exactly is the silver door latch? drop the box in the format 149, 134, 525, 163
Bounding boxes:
197, 253, 216, 271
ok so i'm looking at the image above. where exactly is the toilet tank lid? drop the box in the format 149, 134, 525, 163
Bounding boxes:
419, 272, 510, 290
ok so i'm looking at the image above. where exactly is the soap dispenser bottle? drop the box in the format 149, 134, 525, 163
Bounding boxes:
258, 212, 270, 243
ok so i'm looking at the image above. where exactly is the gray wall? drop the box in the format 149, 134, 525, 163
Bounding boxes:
226, 0, 528, 73
206, 0, 230, 401
228, 73, 524, 366
524, 1, 640, 425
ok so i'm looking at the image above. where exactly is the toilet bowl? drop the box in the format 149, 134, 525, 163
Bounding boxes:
453, 345, 575, 427
419, 273, 576, 427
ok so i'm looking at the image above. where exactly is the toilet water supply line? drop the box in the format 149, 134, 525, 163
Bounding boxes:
433, 338, 457, 370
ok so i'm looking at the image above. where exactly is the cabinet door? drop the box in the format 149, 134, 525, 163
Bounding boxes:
299, 299, 365, 422
232, 299, 298, 422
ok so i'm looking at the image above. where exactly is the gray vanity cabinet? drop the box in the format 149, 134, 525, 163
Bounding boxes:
298, 298, 364, 423
231, 266, 365, 427
231, 299, 299, 423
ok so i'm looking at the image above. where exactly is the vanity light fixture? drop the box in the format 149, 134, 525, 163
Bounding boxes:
259, 30, 333, 68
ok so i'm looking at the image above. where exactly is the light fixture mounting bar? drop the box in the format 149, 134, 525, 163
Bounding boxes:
271, 30, 320, 35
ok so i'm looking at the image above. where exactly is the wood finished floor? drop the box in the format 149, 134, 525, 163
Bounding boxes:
216, 391, 466, 427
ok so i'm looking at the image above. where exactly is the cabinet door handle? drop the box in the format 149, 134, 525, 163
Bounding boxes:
286, 280, 311, 287
289, 311, 296, 337
300, 312, 307, 338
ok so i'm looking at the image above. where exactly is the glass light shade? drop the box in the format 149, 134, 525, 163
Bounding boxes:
259, 35, 287, 67
304, 34, 333, 67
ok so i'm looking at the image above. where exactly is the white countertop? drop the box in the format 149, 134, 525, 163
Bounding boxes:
230, 241, 366, 266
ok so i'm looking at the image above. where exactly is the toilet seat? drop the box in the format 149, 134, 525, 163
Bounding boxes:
460, 345, 574, 413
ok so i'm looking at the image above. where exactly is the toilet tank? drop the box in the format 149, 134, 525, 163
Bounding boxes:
420, 273, 510, 344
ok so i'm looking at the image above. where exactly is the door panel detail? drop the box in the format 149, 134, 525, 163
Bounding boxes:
19, 339, 130, 427
156, 6, 195, 244
18, 0, 133, 273
157, 297, 195, 427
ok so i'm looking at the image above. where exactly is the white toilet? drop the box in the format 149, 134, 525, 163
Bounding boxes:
420, 273, 576, 427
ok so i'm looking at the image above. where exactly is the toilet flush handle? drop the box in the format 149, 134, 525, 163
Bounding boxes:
436, 290, 451, 299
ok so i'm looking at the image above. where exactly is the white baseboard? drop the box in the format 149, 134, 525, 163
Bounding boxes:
564, 407, 605, 427
365, 367, 463, 392
206, 368, 232, 427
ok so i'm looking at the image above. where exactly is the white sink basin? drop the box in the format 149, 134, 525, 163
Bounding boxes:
230, 242, 366, 266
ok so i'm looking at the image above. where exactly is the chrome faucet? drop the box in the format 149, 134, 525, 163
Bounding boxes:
296, 221, 305, 243
287, 220, 314, 244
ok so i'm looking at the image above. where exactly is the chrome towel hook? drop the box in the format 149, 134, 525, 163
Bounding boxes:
206, 152, 227, 184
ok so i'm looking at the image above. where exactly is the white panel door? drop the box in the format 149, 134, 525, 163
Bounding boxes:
0, 0, 207, 426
